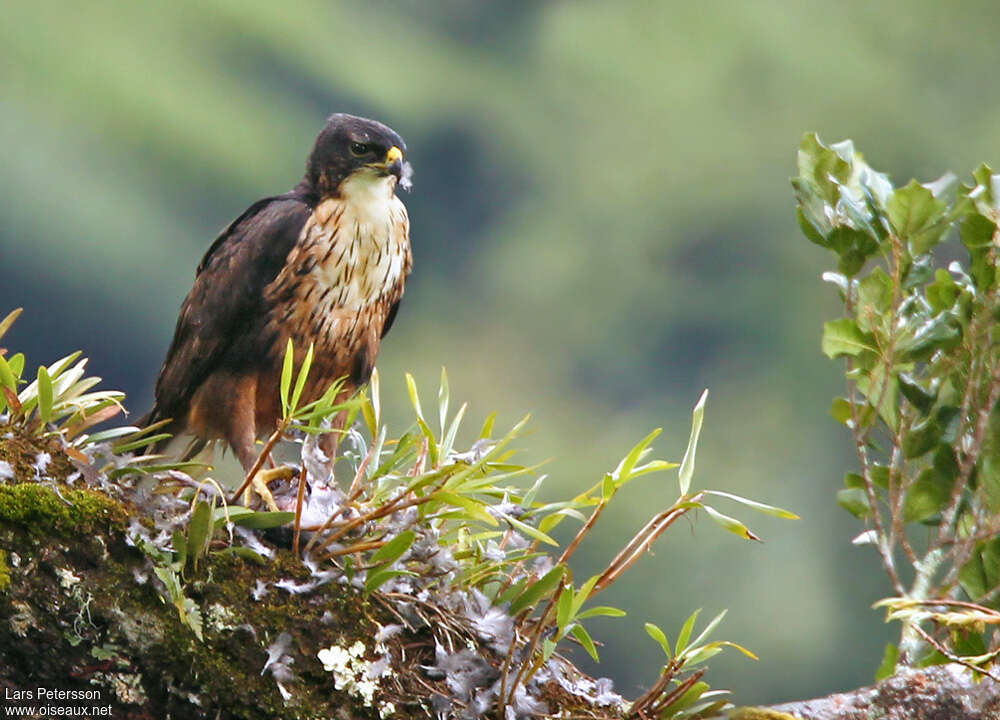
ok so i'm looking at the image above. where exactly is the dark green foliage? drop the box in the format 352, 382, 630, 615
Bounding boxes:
796, 134, 1000, 677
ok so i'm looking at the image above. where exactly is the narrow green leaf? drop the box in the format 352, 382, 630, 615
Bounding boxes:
542, 638, 558, 662
405, 372, 424, 420
365, 568, 417, 594
616, 427, 661, 481
679, 390, 708, 495
230, 511, 295, 529
686, 609, 728, 654
440, 402, 468, 457
0, 353, 16, 391
875, 643, 899, 681
36, 366, 53, 423
703, 505, 762, 541
644, 622, 671, 658
279, 339, 294, 417
571, 575, 601, 618
510, 565, 565, 615
370, 530, 416, 565
500, 513, 558, 546
703, 490, 799, 519
438, 367, 450, 435
289, 342, 314, 413
6, 353, 24, 380
575, 606, 627, 621
675, 609, 701, 656
661, 681, 710, 716
187, 500, 214, 570
479, 411, 496, 439
0, 308, 22, 342
557, 584, 574, 629
222, 546, 268, 565
172, 529, 188, 572
571, 623, 599, 662
436, 491, 498, 526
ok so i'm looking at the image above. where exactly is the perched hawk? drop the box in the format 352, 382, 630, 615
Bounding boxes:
146, 114, 412, 500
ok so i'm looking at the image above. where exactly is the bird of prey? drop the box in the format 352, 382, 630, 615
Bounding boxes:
145, 114, 413, 506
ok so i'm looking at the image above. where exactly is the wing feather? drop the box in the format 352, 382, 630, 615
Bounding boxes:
149, 192, 312, 426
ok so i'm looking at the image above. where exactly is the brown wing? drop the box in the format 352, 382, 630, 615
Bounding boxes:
148, 192, 313, 429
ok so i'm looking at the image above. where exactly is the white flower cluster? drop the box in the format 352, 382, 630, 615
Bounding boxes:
317, 639, 395, 718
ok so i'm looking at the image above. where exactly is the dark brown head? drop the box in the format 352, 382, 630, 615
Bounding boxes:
305, 114, 411, 197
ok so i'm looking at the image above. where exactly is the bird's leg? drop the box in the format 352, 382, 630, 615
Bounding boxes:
225, 376, 292, 512
317, 409, 349, 483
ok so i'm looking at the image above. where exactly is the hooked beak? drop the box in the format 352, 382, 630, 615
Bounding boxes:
370, 146, 412, 189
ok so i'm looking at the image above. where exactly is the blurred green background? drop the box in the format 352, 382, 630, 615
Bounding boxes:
4, 0, 1000, 706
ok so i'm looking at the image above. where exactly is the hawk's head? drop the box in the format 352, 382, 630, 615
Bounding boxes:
306, 114, 412, 198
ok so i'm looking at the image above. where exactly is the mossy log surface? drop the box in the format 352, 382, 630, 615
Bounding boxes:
0, 427, 405, 720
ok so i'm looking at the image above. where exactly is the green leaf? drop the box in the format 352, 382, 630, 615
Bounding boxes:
645, 622, 671, 658
615, 427, 661, 483
0, 353, 17, 392
822, 318, 875, 359
365, 569, 416, 594
279, 339, 294, 417
888, 180, 948, 255
679, 390, 708, 495
172, 529, 188, 572
571, 575, 601, 617
436, 491, 498, 527
230, 511, 295, 529
479, 411, 497, 439
571, 624, 599, 662
660, 681, 709, 716
703, 491, 799, 519
601, 473, 615, 500
510, 565, 565, 615
370, 530, 416, 565
405, 372, 425, 421
0, 308, 22, 343
703, 505, 762, 541
575, 606, 626, 621
875, 643, 899, 681
186, 500, 214, 570
289, 342, 314, 413
222, 546, 268, 565
687, 609, 728, 653
830, 397, 853, 425
556, 584, 574, 629
675, 608, 701, 656
856, 267, 893, 331
36, 366, 53, 424
903, 468, 953, 523
837, 487, 872, 518
897, 374, 936, 416
438, 367, 450, 435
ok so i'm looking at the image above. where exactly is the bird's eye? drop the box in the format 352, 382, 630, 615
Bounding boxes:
350, 142, 370, 156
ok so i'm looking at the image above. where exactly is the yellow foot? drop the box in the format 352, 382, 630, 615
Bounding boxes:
242, 466, 296, 511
